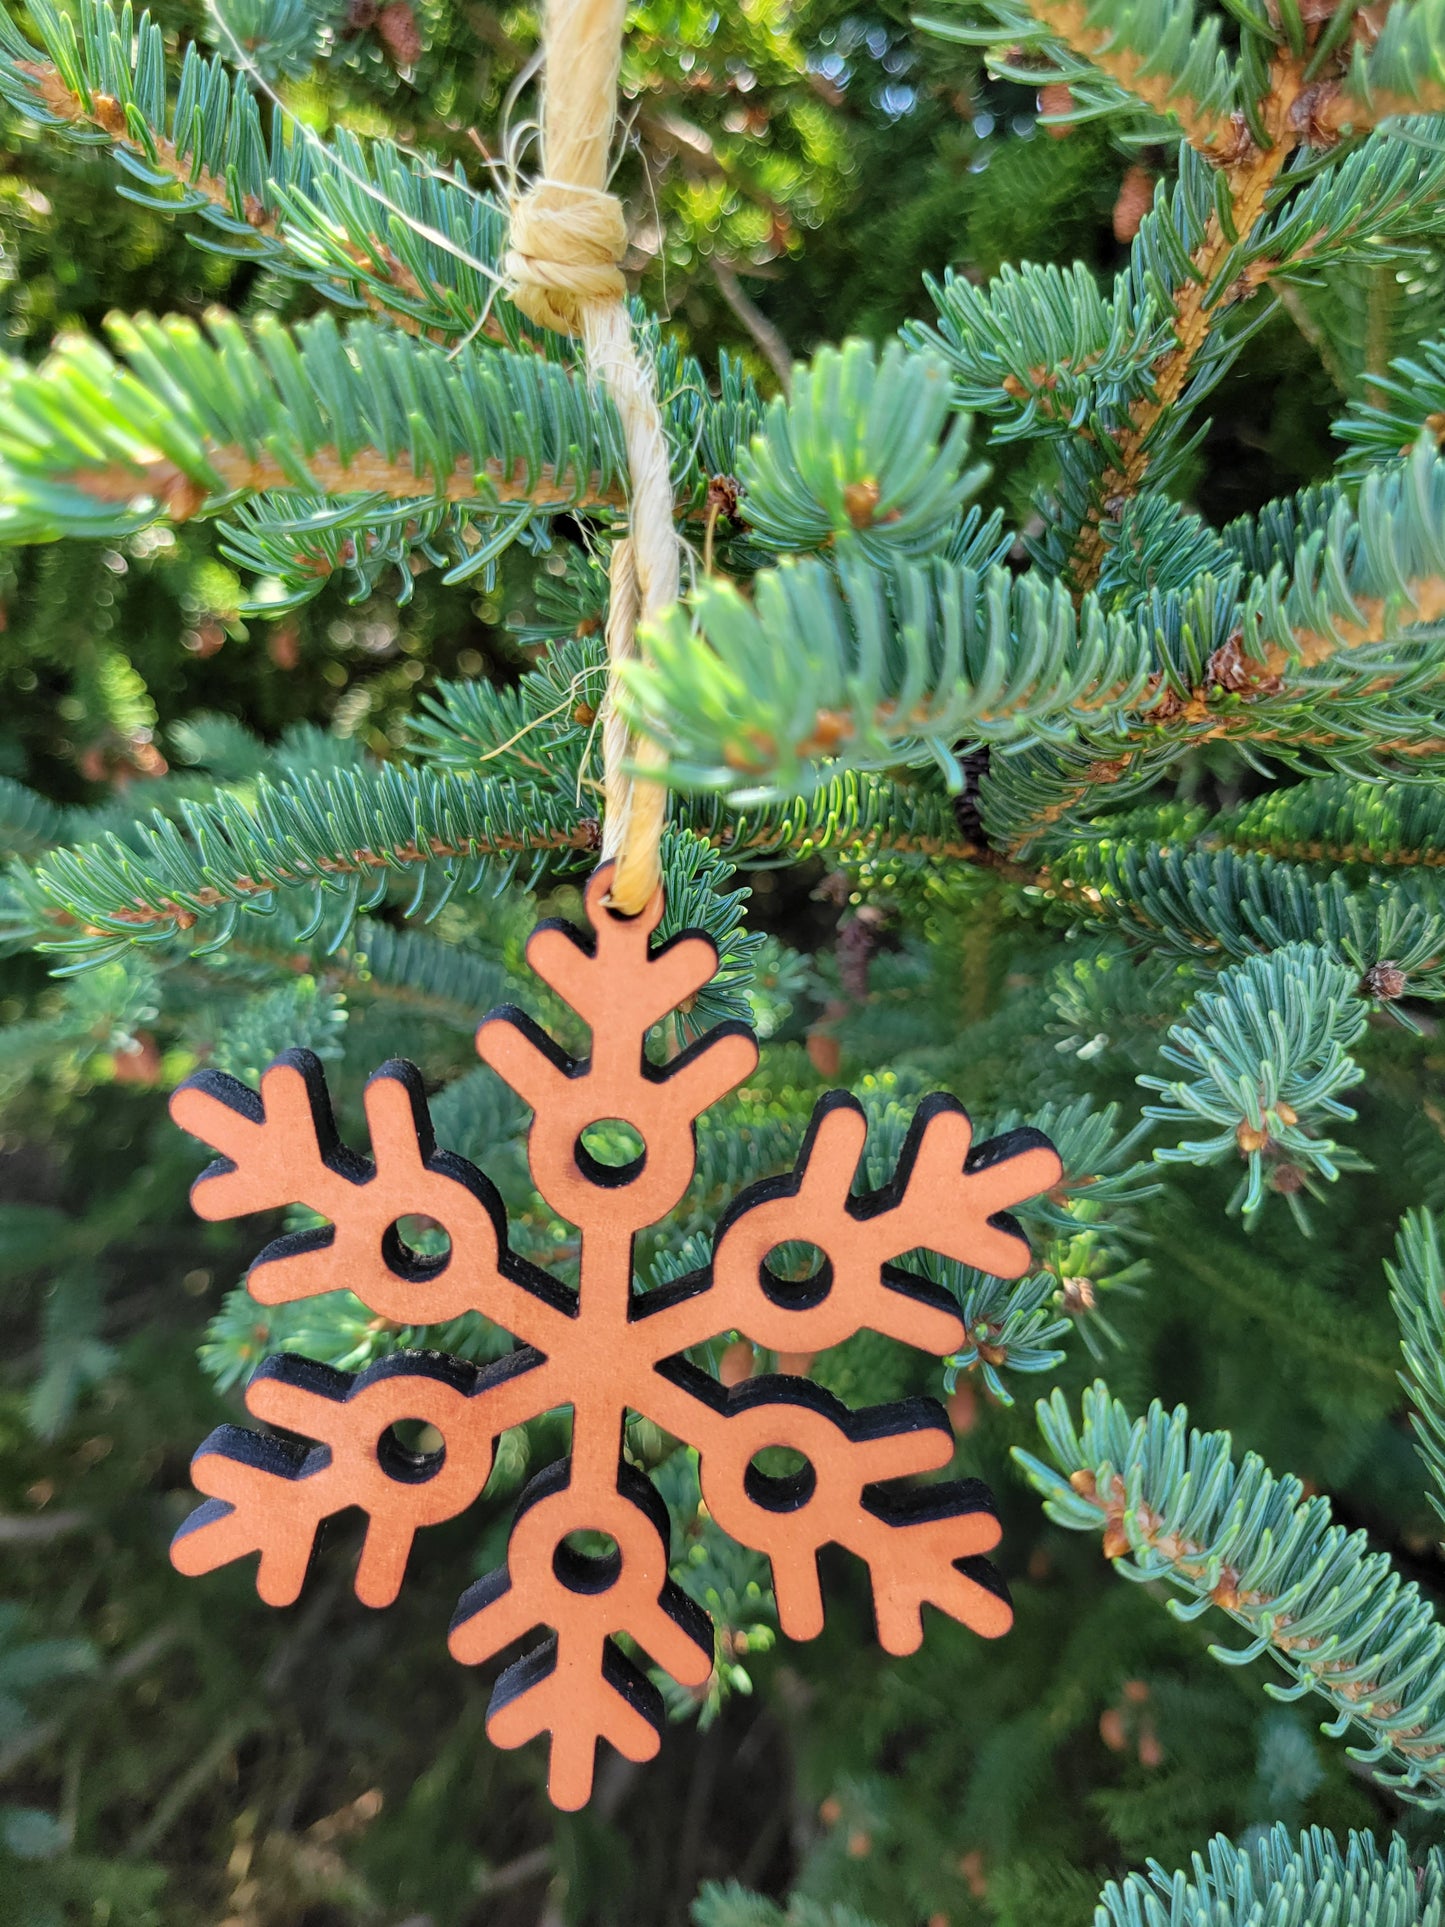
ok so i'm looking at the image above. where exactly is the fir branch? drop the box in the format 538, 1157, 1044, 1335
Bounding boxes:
208, 975, 347, 1084
1061, 122, 1295, 592
1042, 839, 1445, 994
416, 642, 988, 860
205, 0, 345, 82
1018, 1381, 1445, 1808
1211, 774, 1445, 869
412, 636, 608, 790
1323, 9, 1445, 134
1094, 1823, 1445, 1926
0, 311, 630, 545
0, 0, 280, 230
0, 0, 522, 345
1336, 333, 1445, 472
627, 551, 1155, 797
1388, 1208, 1445, 1535
1022, 0, 1236, 148
737, 340, 987, 562
216, 495, 476, 612
3, 756, 982, 967
0, 776, 72, 861
909, 260, 1168, 440
642, 441, 1445, 819
7, 765, 602, 956
942, 1270, 1071, 1397
343, 920, 515, 1030
1261, 129, 1445, 281
183, 905, 519, 1032
982, 449, 1445, 850
1139, 944, 1370, 1220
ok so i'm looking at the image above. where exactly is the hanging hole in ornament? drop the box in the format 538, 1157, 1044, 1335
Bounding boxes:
553, 1528, 623, 1594
382, 1214, 452, 1278
575, 1118, 646, 1187
744, 1446, 817, 1513
759, 1240, 832, 1311
378, 1418, 447, 1483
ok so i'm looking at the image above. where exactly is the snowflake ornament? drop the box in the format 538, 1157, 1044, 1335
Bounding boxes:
169, 867, 1063, 1808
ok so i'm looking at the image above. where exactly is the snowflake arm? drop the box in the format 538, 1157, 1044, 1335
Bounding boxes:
641, 1365, 1012, 1647
170, 1049, 575, 1346
448, 1460, 713, 1809
475, 873, 759, 1237
171, 1346, 552, 1606
637, 1090, 1063, 1359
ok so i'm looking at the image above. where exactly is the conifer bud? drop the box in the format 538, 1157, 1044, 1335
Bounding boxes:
1060, 1277, 1096, 1315
1362, 960, 1408, 1000
842, 479, 881, 529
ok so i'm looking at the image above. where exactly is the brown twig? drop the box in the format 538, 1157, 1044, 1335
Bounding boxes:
72, 445, 627, 524
1056, 53, 1319, 594
711, 258, 793, 395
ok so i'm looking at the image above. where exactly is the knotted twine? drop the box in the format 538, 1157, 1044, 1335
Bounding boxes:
506, 0, 674, 916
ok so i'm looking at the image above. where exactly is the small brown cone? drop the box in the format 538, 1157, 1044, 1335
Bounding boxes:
806, 1027, 842, 1079
112, 1032, 163, 1087
1112, 164, 1155, 242
268, 623, 300, 671
1038, 83, 1075, 136
375, 1, 422, 64
947, 1380, 978, 1435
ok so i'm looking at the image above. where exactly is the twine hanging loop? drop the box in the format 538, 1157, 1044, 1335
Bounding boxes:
506, 0, 677, 917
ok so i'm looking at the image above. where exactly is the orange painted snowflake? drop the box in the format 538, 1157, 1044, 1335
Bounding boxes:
169, 867, 1062, 1807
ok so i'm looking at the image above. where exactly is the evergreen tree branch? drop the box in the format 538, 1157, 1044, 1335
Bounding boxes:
1018, 1381, 1445, 1809
923, 0, 1241, 152
981, 449, 1445, 849
1139, 944, 1370, 1221
1321, 9, 1445, 134
1388, 1209, 1445, 1536
6, 766, 602, 955
1095, 1823, 1445, 1926
1039, 839, 1445, 994
626, 549, 1155, 796
635, 448, 1445, 814
1211, 774, 1445, 869
1063, 102, 1298, 592
0, 311, 631, 546
0, 0, 517, 345
1336, 333, 1445, 473
1007, 0, 1237, 151
2, 760, 985, 964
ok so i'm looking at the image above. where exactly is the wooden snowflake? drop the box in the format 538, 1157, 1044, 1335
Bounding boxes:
168, 867, 1062, 1808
